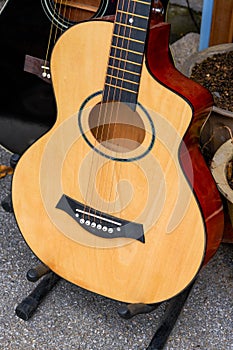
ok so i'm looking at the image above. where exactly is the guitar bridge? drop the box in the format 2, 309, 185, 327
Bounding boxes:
56, 194, 145, 243
24, 55, 51, 83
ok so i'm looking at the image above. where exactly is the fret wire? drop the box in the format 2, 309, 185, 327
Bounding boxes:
106, 74, 139, 85
102, 0, 151, 104
108, 65, 141, 76
105, 83, 138, 94
114, 21, 147, 31
113, 34, 144, 44
131, 0, 150, 5
118, 1, 150, 12
109, 56, 142, 66
111, 45, 143, 55
117, 9, 148, 19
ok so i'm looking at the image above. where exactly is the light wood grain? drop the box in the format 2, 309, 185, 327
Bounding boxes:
12, 20, 205, 303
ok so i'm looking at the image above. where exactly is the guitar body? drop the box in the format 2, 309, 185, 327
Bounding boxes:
12, 19, 223, 303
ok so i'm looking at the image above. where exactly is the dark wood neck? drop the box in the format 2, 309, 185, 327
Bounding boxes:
102, 0, 152, 106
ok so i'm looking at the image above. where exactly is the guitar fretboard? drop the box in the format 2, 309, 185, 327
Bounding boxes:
102, 0, 151, 106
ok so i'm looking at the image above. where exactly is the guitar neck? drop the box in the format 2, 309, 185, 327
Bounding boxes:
102, 0, 151, 105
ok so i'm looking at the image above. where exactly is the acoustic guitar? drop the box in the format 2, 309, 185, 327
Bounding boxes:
12, 1, 224, 303
0, 0, 117, 81
0, 0, 117, 153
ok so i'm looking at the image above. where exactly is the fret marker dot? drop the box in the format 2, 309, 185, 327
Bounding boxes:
129, 18, 134, 24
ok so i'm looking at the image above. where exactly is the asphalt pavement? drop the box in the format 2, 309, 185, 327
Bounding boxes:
1, 0, 232, 349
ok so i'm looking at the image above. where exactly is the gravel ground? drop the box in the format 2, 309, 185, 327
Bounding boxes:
1, 0, 233, 349
0, 148, 232, 350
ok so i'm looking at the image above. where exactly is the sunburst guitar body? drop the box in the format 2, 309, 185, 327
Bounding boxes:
12, 0, 224, 304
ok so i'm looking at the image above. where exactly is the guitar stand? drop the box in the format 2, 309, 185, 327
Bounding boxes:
15, 261, 194, 349
15, 264, 61, 321
2, 154, 194, 348
118, 282, 194, 350
1, 153, 20, 212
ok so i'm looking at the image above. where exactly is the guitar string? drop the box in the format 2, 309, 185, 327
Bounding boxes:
41, 2, 118, 227
52, 1, 102, 222
95, 0, 129, 219
82, 0, 127, 225
102, 0, 145, 222
51, 0, 68, 49
43, 0, 72, 78
61, 0, 76, 30
56, 2, 117, 226
58, 1, 106, 226
104, 0, 151, 223
89, 0, 131, 224
45, 1, 146, 232
103, 0, 137, 218
42, 0, 62, 76
43, 1, 94, 222
44, 1, 113, 227
54, 1, 101, 224
58, 0, 71, 32
82, 29, 117, 222
87, 0, 138, 228
84, 0, 147, 230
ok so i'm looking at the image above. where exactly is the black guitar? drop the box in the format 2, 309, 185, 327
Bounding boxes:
0, 0, 168, 153
0, 0, 117, 153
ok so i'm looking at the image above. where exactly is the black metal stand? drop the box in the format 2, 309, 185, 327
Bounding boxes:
15, 264, 60, 321
4, 155, 195, 348
1, 153, 20, 212
117, 283, 194, 350
146, 283, 194, 349
15, 260, 195, 349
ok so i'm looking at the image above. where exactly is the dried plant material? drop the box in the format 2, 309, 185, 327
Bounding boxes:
226, 159, 233, 190
0, 165, 13, 179
191, 51, 233, 112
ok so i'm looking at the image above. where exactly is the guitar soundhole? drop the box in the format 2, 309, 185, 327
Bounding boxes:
53, 0, 101, 21
89, 102, 146, 153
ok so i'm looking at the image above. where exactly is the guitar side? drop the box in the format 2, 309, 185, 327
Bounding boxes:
13, 20, 209, 304
145, 22, 224, 264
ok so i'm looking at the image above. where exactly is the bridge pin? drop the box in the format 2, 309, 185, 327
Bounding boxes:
91, 222, 96, 228
80, 218, 85, 224
85, 220, 90, 226
108, 228, 114, 234
97, 224, 102, 230
102, 226, 107, 232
